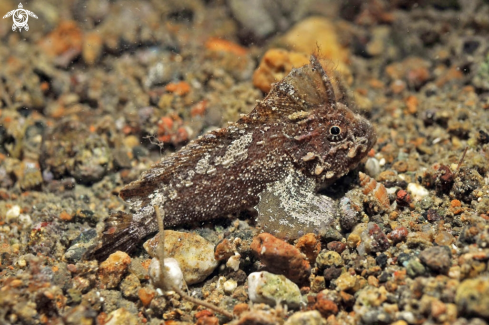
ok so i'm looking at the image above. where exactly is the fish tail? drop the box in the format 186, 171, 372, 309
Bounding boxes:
84, 210, 157, 261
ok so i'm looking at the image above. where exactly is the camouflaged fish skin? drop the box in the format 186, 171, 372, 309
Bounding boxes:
86, 55, 376, 261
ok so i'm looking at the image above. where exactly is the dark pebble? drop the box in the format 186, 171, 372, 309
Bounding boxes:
375, 253, 388, 268
419, 246, 452, 274
323, 267, 342, 282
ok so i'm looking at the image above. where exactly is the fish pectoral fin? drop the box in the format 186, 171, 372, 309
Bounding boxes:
254, 169, 339, 240
83, 211, 152, 261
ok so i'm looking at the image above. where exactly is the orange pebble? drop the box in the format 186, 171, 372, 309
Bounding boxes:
138, 288, 156, 307
451, 199, 461, 207
205, 37, 247, 56
405, 95, 418, 114
59, 211, 72, 221
165, 81, 191, 96
191, 100, 208, 117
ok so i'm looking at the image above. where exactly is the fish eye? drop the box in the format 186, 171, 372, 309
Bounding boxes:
330, 126, 341, 135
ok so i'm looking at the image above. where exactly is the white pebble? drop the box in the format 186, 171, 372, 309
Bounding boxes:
248, 271, 302, 309
226, 252, 241, 271
6, 205, 21, 222
149, 257, 185, 291
223, 279, 237, 295
19, 214, 32, 228
407, 183, 429, 201
364, 157, 381, 178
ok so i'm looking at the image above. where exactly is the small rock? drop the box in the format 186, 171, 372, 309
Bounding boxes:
339, 197, 361, 231
128, 258, 150, 280
282, 17, 349, 67
138, 287, 156, 307
248, 271, 302, 309
388, 227, 409, 244
375, 254, 388, 269
323, 267, 342, 282
335, 273, 356, 292
357, 223, 390, 255
314, 291, 339, 318
251, 233, 310, 284
214, 238, 235, 261
311, 276, 326, 293
148, 257, 185, 291
419, 246, 452, 274
98, 251, 131, 289
6, 205, 21, 222
144, 230, 218, 285
316, 251, 344, 270
284, 310, 325, 325
326, 241, 347, 254
252, 49, 309, 93
456, 277, 489, 319
223, 279, 237, 295
364, 157, 381, 179
396, 189, 411, 206
120, 274, 141, 299
105, 308, 138, 325
407, 183, 429, 201
82, 32, 103, 65
296, 233, 321, 262
406, 258, 426, 278
226, 253, 241, 271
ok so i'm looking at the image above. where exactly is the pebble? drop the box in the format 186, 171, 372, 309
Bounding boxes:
226, 253, 241, 271
105, 307, 138, 325
98, 251, 131, 289
250, 233, 310, 284
323, 267, 343, 282
144, 230, 218, 285
314, 291, 339, 318
284, 310, 325, 325
407, 183, 429, 201
365, 157, 381, 178
214, 238, 234, 262
295, 233, 321, 263
357, 223, 390, 255
339, 197, 361, 231
252, 49, 309, 93
419, 246, 452, 274
128, 258, 150, 281
223, 279, 237, 295
336, 272, 364, 292
406, 258, 426, 278
388, 227, 409, 244
148, 257, 185, 291
326, 241, 347, 254
6, 205, 21, 222
282, 17, 349, 66
316, 251, 344, 270
247, 271, 302, 309
455, 276, 489, 319
120, 274, 141, 299
138, 287, 156, 307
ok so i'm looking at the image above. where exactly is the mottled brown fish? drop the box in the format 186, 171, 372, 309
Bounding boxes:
86, 55, 376, 261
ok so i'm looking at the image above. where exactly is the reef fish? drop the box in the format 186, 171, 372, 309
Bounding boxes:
86, 55, 376, 261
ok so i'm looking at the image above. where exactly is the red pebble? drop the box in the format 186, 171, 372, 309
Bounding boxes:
388, 227, 409, 244
251, 233, 311, 284
326, 241, 347, 254
314, 291, 339, 318
396, 189, 411, 206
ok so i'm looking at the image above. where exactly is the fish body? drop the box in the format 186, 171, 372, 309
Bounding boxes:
87, 55, 376, 261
